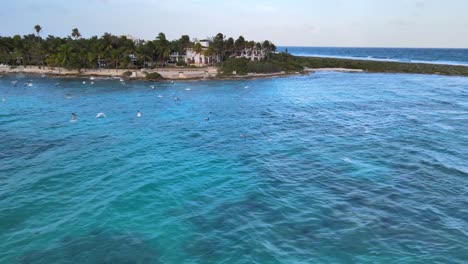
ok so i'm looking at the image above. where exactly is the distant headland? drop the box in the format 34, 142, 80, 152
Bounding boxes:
2, 25, 468, 80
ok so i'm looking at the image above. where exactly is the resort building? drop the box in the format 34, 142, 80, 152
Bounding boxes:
235, 47, 267, 61
168, 52, 183, 64
168, 39, 268, 66
184, 40, 220, 66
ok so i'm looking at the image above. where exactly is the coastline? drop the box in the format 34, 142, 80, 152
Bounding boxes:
0, 65, 219, 80
3, 56, 468, 81
0, 65, 367, 81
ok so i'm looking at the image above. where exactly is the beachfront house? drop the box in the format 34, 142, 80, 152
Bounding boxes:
184, 39, 220, 66
235, 47, 267, 61
168, 51, 184, 64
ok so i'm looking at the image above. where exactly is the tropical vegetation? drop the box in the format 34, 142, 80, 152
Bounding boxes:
0, 25, 276, 70
221, 53, 468, 76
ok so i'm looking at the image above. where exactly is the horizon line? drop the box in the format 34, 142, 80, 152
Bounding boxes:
278, 45, 468, 50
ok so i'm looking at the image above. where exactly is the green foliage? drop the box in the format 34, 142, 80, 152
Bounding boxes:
0, 25, 276, 70
176, 60, 187, 67
221, 58, 249, 75
122, 71, 133, 77
145, 72, 163, 80
220, 54, 304, 76
291, 56, 468, 76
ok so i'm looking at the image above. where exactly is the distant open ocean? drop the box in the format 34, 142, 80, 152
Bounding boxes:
280, 46, 468, 66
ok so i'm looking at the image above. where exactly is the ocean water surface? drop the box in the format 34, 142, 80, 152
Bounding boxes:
1, 72, 467, 263
281, 47, 468, 66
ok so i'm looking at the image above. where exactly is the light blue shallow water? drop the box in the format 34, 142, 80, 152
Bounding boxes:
1, 72, 468, 263
280, 47, 468, 66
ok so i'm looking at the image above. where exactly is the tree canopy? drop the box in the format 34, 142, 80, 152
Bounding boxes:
0, 27, 276, 69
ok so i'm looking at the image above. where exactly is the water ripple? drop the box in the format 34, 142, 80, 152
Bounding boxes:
1, 73, 467, 263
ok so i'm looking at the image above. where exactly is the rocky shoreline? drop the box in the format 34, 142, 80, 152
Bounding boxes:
0, 65, 369, 81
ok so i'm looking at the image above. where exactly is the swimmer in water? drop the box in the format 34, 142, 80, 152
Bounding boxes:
137, 111, 142, 118
71, 113, 77, 121
204, 117, 210, 121
173, 96, 180, 101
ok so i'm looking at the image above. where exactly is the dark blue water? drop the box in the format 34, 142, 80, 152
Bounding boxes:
281, 47, 468, 66
1, 73, 468, 263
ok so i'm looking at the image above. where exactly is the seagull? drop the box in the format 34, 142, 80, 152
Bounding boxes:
96, 112, 106, 118
150, 85, 155, 89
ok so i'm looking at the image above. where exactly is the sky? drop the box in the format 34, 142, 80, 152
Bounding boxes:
0, 0, 467, 48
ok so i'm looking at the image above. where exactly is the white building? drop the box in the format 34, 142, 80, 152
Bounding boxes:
235, 47, 267, 61
184, 40, 220, 66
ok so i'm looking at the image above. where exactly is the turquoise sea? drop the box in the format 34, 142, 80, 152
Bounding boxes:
281, 47, 468, 66
1, 72, 467, 263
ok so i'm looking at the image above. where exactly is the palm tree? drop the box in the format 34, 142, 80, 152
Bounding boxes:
225, 37, 234, 56
204, 46, 215, 65
193, 42, 203, 54
33, 25, 44, 65
155, 33, 170, 66
235, 36, 245, 54
71, 28, 81, 40
55, 44, 73, 67
34, 25, 42, 36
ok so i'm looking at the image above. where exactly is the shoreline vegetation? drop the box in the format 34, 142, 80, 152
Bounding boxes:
1, 26, 468, 80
